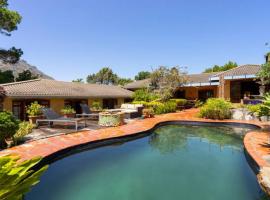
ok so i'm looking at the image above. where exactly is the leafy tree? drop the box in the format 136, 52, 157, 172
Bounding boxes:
0, 0, 23, 63
16, 70, 39, 82
87, 67, 118, 85
150, 66, 187, 102
0, 69, 14, 83
135, 71, 151, 80
256, 62, 270, 95
72, 78, 84, 83
117, 77, 133, 86
0, 47, 23, 64
203, 61, 237, 73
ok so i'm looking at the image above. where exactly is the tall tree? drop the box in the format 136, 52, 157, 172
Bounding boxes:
87, 67, 118, 85
150, 66, 187, 101
15, 70, 38, 82
117, 78, 133, 86
0, 70, 14, 83
135, 71, 151, 80
203, 61, 237, 73
256, 62, 270, 96
0, 0, 23, 63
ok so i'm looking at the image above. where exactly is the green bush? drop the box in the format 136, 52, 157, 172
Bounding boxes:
170, 99, 187, 106
0, 111, 19, 149
26, 101, 43, 117
246, 104, 262, 117
153, 101, 177, 114
13, 121, 35, 145
262, 93, 270, 116
199, 98, 232, 120
0, 156, 48, 200
61, 105, 75, 114
132, 89, 159, 102
91, 101, 102, 111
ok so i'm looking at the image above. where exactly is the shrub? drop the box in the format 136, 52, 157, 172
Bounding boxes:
91, 101, 102, 111
0, 111, 19, 148
199, 98, 232, 120
170, 98, 187, 106
0, 156, 48, 200
132, 101, 148, 106
13, 121, 35, 145
262, 93, 270, 115
132, 89, 159, 102
154, 101, 177, 114
26, 101, 43, 116
61, 105, 75, 114
246, 104, 262, 117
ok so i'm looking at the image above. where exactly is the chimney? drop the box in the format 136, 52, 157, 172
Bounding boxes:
266, 53, 270, 63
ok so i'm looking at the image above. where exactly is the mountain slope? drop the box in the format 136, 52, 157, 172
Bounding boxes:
0, 60, 53, 79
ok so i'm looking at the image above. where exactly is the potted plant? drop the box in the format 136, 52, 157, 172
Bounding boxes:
142, 108, 154, 118
61, 105, 76, 118
91, 101, 102, 113
26, 101, 43, 124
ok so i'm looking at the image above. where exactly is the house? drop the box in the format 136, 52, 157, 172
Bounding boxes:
0, 79, 133, 120
124, 64, 267, 103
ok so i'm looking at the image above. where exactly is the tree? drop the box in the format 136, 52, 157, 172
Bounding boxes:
72, 78, 84, 83
16, 70, 39, 82
203, 61, 237, 73
86, 67, 118, 85
0, 0, 23, 63
150, 66, 187, 102
0, 70, 14, 83
256, 62, 270, 95
135, 71, 151, 80
117, 78, 133, 86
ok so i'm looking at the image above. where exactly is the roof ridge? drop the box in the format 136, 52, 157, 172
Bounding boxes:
212, 64, 260, 77
0, 78, 41, 86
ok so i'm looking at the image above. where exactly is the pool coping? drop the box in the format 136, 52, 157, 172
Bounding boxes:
0, 108, 269, 195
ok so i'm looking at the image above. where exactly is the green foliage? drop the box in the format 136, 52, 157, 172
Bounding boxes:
26, 101, 43, 117
87, 67, 118, 85
13, 121, 35, 144
72, 78, 84, 83
0, 0, 22, 36
169, 98, 187, 106
246, 104, 262, 117
16, 70, 38, 82
0, 47, 23, 64
203, 61, 237, 73
153, 101, 177, 114
150, 66, 186, 102
199, 98, 232, 120
91, 101, 102, 111
61, 105, 75, 114
261, 93, 270, 116
256, 62, 270, 86
135, 71, 151, 80
117, 77, 133, 86
0, 69, 14, 83
195, 100, 204, 108
0, 111, 19, 148
132, 88, 159, 102
0, 156, 48, 200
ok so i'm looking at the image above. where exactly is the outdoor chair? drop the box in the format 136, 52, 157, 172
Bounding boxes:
36, 108, 87, 131
76, 104, 99, 119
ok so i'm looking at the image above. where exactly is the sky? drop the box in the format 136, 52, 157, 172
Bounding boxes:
1, 0, 270, 81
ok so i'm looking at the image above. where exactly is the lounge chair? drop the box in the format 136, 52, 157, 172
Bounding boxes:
76, 104, 99, 119
36, 108, 87, 131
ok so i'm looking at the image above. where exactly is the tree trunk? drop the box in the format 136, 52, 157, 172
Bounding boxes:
259, 85, 266, 96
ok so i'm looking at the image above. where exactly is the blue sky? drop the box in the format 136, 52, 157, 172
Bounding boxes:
1, 0, 270, 81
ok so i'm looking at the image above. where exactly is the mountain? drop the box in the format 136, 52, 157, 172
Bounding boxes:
0, 60, 53, 79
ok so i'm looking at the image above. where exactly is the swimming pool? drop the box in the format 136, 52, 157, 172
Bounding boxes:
26, 123, 265, 200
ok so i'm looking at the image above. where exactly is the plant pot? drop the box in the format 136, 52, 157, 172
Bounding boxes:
63, 113, 75, 118
28, 115, 43, 124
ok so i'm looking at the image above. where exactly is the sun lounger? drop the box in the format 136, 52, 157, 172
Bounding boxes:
36, 108, 87, 131
76, 104, 99, 119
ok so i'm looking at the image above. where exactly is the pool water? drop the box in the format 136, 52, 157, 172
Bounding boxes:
26, 124, 265, 200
